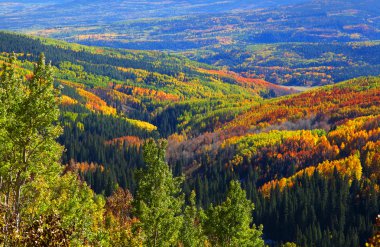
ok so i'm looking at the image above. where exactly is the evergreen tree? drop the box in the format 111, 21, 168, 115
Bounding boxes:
135, 139, 184, 247
205, 180, 264, 247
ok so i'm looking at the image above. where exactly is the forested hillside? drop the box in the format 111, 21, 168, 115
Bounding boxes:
0, 31, 379, 246
0, 51, 265, 246
0, 31, 292, 194
4, 0, 380, 87
10, 0, 378, 88
185, 42, 380, 86
168, 76, 380, 246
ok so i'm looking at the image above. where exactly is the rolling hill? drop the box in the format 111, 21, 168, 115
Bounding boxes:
1, 1, 380, 246
0, 31, 293, 192
165, 76, 380, 245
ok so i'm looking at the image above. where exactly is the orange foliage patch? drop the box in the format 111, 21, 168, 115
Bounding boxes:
25, 73, 33, 81
198, 68, 294, 95
223, 79, 380, 135
77, 88, 117, 115
66, 160, 105, 173
105, 136, 142, 147
91, 87, 141, 106
113, 84, 180, 102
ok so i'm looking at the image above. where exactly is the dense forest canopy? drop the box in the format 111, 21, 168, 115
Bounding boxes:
0, 31, 378, 246
0, 0, 379, 245
0, 54, 265, 246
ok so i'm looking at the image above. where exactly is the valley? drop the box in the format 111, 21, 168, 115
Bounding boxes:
0, 31, 379, 245
11, 0, 379, 87
0, 0, 379, 246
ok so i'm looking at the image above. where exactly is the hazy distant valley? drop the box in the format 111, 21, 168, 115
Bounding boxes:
2, 0, 380, 86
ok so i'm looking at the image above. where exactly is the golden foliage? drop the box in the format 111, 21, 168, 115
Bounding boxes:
61, 95, 78, 106
77, 88, 117, 115
260, 155, 362, 197
125, 118, 157, 132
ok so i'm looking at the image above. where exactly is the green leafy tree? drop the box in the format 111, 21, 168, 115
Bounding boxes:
135, 139, 184, 247
0, 54, 107, 246
205, 180, 264, 247
180, 190, 207, 247
26, 172, 107, 245
0, 53, 63, 243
